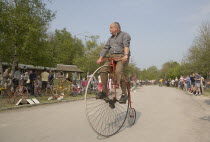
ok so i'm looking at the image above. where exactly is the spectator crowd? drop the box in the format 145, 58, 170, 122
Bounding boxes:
159, 72, 210, 95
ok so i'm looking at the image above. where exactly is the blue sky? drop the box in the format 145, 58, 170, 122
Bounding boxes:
46, 0, 210, 69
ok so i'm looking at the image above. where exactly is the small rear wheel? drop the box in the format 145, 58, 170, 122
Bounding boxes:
127, 108, 136, 126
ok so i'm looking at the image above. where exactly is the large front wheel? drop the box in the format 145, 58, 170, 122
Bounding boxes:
85, 65, 129, 137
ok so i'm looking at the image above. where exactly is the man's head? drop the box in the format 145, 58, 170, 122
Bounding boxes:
110, 22, 121, 35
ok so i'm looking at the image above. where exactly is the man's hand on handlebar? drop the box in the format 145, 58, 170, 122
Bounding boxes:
96, 57, 103, 64
97, 55, 128, 64
121, 55, 128, 62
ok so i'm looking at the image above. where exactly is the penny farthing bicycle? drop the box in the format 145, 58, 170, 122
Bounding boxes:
85, 58, 136, 137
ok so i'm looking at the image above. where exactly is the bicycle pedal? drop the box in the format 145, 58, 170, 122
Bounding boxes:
108, 100, 115, 109
104, 97, 109, 103
119, 102, 126, 104
109, 103, 115, 109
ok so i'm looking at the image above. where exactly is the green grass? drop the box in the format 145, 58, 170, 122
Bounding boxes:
203, 88, 210, 97
0, 93, 95, 110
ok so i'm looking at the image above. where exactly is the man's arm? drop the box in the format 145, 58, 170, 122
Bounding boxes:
122, 33, 131, 61
97, 38, 111, 64
97, 56, 103, 64
121, 47, 129, 61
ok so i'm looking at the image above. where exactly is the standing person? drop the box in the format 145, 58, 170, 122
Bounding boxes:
3, 68, 11, 89
13, 67, 21, 90
175, 77, 179, 87
159, 78, 163, 87
200, 76, 205, 94
48, 70, 54, 85
186, 75, 191, 92
190, 74, 196, 94
195, 73, 201, 95
81, 77, 88, 91
23, 72, 29, 86
166, 79, 170, 87
108, 74, 112, 92
131, 75, 137, 91
3, 68, 11, 79
41, 68, 49, 90
171, 79, 175, 87
96, 22, 131, 103
183, 76, 187, 90
29, 70, 36, 95
179, 76, 184, 90
97, 75, 102, 92
57, 71, 64, 78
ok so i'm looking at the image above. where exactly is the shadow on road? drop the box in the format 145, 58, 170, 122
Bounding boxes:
200, 116, 210, 122
96, 110, 142, 140
204, 99, 210, 105
118, 110, 142, 132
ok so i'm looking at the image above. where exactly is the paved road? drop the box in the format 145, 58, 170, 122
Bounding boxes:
0, 86, 210, 142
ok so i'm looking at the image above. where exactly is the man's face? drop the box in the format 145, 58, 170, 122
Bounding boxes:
109, 23, 118, 35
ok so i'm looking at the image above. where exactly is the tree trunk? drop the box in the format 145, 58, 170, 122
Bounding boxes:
0, 58, 3, 74
11, 45, 18, 78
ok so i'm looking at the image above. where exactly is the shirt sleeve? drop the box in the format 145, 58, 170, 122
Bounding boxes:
123, 33, 131, 48
100, 38, 111, 57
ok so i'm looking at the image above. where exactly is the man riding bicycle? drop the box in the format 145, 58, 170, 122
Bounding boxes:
96, 22, 131, 103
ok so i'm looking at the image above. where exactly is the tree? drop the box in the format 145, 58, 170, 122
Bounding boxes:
161, 61, 181, 79
0, 0, 55, 76
73, 42, 103, 76
48, 28, 85, 66
184, 22, 210, 76
125, 63, 141, 79
139, 66, 160, 80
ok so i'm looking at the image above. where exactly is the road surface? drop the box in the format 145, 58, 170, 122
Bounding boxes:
0, 85, 210, 142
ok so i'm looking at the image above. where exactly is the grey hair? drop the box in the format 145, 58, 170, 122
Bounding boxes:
113, 22, 121, 30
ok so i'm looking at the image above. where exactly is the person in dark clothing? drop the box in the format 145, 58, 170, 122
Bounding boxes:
189, 74, 196, 94
48, 70, 54, 85
29, 70, 36, 95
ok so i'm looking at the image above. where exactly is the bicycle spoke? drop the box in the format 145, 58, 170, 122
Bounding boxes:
85, 65, 129, 137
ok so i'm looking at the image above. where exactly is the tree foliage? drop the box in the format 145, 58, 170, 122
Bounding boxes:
160, 61, 181, 79
2, 1, 208, 81
125, 63, 141, 79
184, 22, 210, 76
139, 66, 160, 80
48, 28, 85, 66
0, 0, 55, 72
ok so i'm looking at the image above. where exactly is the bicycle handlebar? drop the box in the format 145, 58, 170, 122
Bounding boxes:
101, 57, 123, 62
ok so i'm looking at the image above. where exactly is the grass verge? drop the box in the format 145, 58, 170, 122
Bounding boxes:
203, 88, 210, 97
0, 94, 95, 111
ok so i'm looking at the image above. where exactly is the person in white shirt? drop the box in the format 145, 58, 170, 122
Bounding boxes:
41, 68, 49, 90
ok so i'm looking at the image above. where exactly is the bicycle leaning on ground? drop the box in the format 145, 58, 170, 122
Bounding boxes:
1, 80, 28, 104
85, 57, 136, 137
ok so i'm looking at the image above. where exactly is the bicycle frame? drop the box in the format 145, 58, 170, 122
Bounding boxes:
101, 58, 133, 109
85, 57, 136, 137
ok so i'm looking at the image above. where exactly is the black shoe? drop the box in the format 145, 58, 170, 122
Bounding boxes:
109, 100, 115, 109
96, 92, 106, 99
119, 94, 128, 104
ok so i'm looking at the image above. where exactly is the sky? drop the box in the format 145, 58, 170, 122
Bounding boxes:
46, 0, 210, 69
